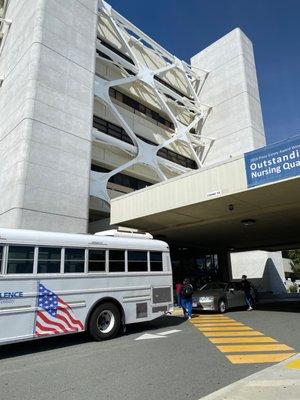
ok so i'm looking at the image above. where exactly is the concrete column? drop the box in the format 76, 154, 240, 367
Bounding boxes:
0, 0, 98, 232
217, 251, 232, 282
191, 28, 266, 166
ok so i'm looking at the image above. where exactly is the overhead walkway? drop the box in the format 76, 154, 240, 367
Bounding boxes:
110, 154, 300, 251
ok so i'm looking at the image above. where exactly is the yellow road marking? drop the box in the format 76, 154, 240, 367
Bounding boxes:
217, 344, 294, 353
198, 326, 253, 331
226, 353, 296, 364
209, 337, 278, 344
285, 358, 300, 369
171, 308, 185, 316
193, 315, 230, 318
203, 331, 263, 337
193, 318, 237, 321
193, 320, 238, 323
192, 319, 238, 322
193, 316, 230, 320
193, 323, 244, 327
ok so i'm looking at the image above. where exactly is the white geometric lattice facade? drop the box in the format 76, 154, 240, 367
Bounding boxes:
0, 0, 264, 233
90, 0, 214, 204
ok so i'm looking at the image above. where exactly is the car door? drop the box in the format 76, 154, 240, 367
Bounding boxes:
226, 283, 243, 308
225, 283, 237, 308
234, 282, 247, 307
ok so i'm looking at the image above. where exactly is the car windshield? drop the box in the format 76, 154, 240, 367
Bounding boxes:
200, 282, 227, 291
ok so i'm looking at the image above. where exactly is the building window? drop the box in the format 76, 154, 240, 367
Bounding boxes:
7, 246, 35, 274
97, 37, 193, 102
88, 249, 106, 272
109, 250, 125, 272
92, 116, 197, 170
0, 246, 3, 274
38, 247, 61, 274
97, 37, 135, 65
128, 251, 148, 272
106, 87, 175, 130
150, 252, 163, 272
93, 115, 134, 145
91, 164, 152, 191
64, 249, 85, 273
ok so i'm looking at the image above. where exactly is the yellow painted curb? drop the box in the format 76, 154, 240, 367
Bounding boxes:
285, 358, 300, 369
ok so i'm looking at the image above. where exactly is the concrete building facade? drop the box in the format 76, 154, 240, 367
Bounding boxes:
1, 1, 285, 290
0, 0, 265, 235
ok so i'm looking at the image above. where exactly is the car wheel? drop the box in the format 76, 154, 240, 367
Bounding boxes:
218, 299, 227, 314
89, 302, 121, 341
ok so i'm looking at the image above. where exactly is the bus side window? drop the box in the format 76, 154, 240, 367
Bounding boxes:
128, 250, 147, 272
7, 245, 35, 274
64, 248, 85, 273
150, 252, 163, 272
88, 249, 106, 272
0, 246, 3, 274
109, 250, 125, 272
38, 247, 61, 274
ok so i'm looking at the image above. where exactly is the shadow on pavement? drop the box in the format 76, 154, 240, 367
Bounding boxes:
0, 332, 90, 360
191, 301, 300, 315
124, 314, 187, 336
254, 301, 300, 313
0, 315, 187, 360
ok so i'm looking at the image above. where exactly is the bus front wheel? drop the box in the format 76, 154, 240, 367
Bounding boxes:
89, 302, 121, 340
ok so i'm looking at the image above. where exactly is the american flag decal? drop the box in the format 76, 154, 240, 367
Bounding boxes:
35, 283, 84, 337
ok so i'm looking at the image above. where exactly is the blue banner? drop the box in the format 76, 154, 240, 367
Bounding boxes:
244, 135, 300, 188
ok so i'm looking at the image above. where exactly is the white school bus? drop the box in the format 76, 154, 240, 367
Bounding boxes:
0, 228, 173, 344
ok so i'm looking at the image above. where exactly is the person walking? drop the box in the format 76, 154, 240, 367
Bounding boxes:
241, 275, 254, 311
181, 278, 193, 319
175, 282, 183, 309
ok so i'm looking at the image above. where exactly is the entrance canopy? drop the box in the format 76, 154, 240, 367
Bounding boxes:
111, 156, 300, 252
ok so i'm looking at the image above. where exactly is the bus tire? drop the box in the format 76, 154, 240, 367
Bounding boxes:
89, 302, 121, 341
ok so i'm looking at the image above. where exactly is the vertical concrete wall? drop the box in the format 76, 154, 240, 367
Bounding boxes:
0, 0, 98, 232
191, 28, 266, 166
231, 251, 286, 293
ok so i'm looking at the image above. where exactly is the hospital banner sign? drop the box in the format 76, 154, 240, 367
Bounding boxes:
244, 135, 300, 188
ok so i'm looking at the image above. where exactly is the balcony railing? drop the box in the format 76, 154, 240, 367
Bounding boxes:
93, 116, 197, 170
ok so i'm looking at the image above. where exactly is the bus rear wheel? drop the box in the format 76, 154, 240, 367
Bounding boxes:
89, 303, 121, 340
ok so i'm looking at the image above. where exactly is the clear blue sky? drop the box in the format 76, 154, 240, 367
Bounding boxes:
108, 0, 300, 144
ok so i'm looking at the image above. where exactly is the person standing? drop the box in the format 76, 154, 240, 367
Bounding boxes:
241, 275, 253, 311
175, 282, 183, 309
181, 278, 193, 319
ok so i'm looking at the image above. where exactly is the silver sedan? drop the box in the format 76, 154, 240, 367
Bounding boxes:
192, 282, 247, 313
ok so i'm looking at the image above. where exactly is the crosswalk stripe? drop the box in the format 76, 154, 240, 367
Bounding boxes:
190, 315, 294, 365
193, 317, 230, 320
202, 331, 263, 337
193, 316, 230, 320
192, 319, 239, 322
198, 326, 253, 331
209, 337, 278, 344
226, 353, 296, 364
193, 323, 244, 327
192, 319, 231, 323
217, 344, 294, 353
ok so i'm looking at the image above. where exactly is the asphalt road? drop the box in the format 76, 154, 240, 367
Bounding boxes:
0, 303, 299, 400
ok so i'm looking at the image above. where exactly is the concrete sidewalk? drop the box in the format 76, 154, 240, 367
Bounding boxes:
200, 353, 300, 400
